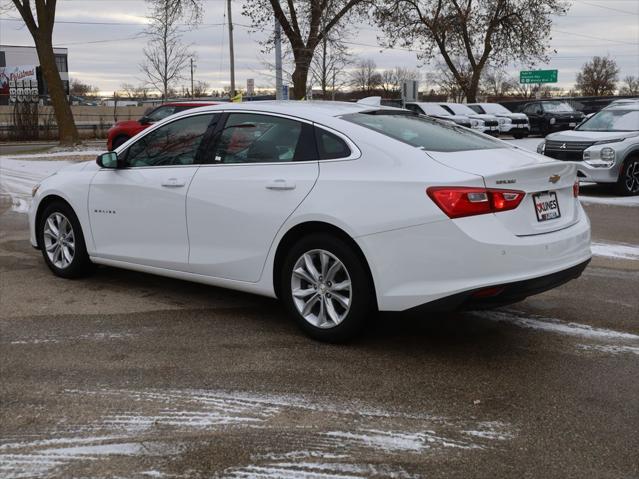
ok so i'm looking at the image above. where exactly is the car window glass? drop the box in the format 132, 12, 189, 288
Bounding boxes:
542, 102, 574, 112
147, 106, 177, 122
440, 105, 455, 115
316, 128, 351, 159
577, 109, 639, 132
468, 105, 484, 114
212, 113, 305, 163
342, 112, 505, 152
124, 114, 214, 167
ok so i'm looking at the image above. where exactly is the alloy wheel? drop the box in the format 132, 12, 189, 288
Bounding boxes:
43, 212, 75, 269
624, 160, 639, 194
290, 249, 352, 329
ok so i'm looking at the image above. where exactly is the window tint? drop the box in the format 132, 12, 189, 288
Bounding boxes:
342, 112, 504, 152
440, 105, 455, 115
212, 113, 308, 163
124, 114, 214, 167
468, 105, 484, 114
315, 128, 351, 159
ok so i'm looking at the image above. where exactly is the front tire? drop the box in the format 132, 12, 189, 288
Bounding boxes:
280, 234, 374, 342
37, 201, 94, 278
616, 158, 639, 196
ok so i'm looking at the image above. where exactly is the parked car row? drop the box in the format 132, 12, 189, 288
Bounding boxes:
405, 102, 530, 138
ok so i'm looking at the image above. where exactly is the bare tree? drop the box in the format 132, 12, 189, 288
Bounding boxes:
619, 76, 639, 96
181, 80, 210, 98
70, 79, 99, 98
481, 67, 515, 98
141, 0, 199, 100
350, 58, 382, 94
380, 67, 420, 97
243, 0, 366, 99
426, 59, 471, 102
309, 19, 351, 100
120, 83, 151, 100
375, 0, 569, 102
575, 56, 619, 96
9, 0, 79, 144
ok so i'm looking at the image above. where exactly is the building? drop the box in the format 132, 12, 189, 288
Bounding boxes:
0, 44, 69, 105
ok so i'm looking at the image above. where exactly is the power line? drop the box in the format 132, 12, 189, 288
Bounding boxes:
578, 1, 639, 15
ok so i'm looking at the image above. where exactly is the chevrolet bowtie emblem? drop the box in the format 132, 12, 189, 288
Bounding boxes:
560, 143, 567, 149
549, 174, 561, 184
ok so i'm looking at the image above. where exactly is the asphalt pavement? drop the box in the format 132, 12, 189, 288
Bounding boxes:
1, 185, 638, 478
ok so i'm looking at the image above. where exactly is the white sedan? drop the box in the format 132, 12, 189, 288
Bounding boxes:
29, 102, 592, 341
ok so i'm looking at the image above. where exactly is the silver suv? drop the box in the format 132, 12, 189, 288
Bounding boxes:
537, 103, 639, 195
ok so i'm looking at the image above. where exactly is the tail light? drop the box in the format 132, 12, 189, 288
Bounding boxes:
573, 180, 579, 198
427, 187, 525, 219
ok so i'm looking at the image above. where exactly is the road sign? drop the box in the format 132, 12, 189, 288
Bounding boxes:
520, 70, 558, 84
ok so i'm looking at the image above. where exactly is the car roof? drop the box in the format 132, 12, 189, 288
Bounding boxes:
173, 100, 395, 119
161, 101, 220, 107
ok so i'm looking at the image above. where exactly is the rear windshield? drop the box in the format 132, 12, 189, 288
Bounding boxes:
341, 112, 505, 152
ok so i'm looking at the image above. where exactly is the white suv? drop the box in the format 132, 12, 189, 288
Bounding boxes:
468, 103, 531, 139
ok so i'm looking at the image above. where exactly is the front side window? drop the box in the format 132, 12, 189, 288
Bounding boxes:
212, 113, 311, 163
342, 112, 504, 152
124, 114, 215, 167
468, 105, 485, 114
524, 104, 539, 115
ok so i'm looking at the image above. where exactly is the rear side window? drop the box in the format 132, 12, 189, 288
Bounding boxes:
341, 112, 505, 152
315, 128, 351, 159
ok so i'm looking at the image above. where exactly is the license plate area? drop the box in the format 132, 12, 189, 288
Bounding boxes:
533, 191, 561, 222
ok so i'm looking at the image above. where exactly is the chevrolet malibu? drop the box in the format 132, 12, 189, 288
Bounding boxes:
29, 102, 592, 342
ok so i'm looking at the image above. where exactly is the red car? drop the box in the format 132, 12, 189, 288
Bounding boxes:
107, 101, 219, 150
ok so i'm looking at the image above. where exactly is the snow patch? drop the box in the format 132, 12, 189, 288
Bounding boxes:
475, 309, 639, 341
577, 344, 639, 356
579, 195, 639, 207
591, 242, 639, 261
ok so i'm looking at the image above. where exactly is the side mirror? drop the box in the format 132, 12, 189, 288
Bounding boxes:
139, 116, 151, 125
97, 151, 118, 169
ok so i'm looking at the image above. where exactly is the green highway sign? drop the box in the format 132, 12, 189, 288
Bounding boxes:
520, 69, 558, 84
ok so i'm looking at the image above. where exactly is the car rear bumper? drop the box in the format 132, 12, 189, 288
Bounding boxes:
357, 205, 591, 311
408, 259, 590, 312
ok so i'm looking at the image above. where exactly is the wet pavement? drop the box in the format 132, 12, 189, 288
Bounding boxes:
1, 191, 638, 478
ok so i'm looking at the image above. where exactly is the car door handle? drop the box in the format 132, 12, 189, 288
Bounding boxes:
161, 178, 186, 187
266, 179, 296, 190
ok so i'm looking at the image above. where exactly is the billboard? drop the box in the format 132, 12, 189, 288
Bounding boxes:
0, 65, 40, 103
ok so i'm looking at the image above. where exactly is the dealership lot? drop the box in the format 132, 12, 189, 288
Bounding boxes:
1, 145, 638, 478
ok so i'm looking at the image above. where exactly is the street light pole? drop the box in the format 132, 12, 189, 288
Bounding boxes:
227, 0, 236, 98
190, 58, 194, 99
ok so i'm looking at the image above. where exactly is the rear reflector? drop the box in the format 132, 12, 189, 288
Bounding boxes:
573, 181, 579, 198
427, 187, 525, 219
472, 286, 505, 298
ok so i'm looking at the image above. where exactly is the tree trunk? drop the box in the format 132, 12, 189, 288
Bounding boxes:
292, 53, 311, 100
465, 72, 482, 103
35, 37, 79, 145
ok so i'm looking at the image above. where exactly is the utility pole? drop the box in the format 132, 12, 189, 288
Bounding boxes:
190, 58, 194, 98
274, 17, 283, 100
227, 0, 236, 98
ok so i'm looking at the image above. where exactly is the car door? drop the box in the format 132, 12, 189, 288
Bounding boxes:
89, 112, 219, 270
524, 103, 542, 132
186, 112, 319, 282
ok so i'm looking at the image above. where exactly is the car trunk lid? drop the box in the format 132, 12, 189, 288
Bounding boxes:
426, 147, 580, 236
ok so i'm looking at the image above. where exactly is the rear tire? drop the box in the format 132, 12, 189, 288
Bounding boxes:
280, 234, 374, 342
513, 133, 525, 140
37, 201, 94, 278
615, 158, 639, 196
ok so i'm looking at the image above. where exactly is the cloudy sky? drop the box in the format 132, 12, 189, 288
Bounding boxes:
1, 0, 638, 95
